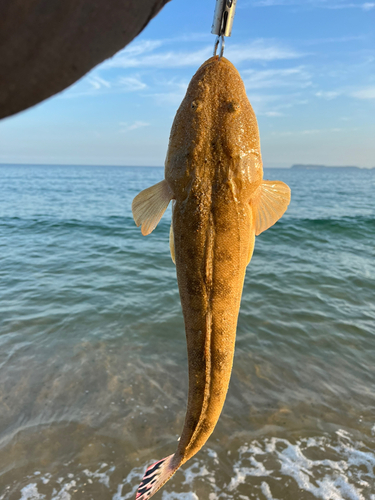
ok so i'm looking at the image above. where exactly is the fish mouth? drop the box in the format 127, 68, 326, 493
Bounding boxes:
196, 56, 237, 75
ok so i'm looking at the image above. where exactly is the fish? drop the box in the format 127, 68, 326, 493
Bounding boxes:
131, 55, 291, 499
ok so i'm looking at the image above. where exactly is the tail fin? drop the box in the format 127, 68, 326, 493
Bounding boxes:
135, 454, 178, 500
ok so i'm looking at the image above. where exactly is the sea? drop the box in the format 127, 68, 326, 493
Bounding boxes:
0, 164, 374, 500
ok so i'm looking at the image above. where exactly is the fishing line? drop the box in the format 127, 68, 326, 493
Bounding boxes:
211, 0, 238, 59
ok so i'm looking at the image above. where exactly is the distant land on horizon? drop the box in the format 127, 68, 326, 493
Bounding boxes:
290, 164, 374, 170
0, 163, 374, 170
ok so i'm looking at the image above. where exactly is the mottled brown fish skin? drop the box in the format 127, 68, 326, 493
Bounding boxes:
165, 56, 262, 466
133, 55, 290, 499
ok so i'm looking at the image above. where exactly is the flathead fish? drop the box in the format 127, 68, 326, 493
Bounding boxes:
132, 56, 291, 499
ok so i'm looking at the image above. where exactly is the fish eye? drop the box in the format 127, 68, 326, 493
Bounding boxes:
227, 101, 240, 113
191, 101, 199, 110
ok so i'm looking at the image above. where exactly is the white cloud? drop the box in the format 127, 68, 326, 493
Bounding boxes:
105, 46, 212, 69
248, 94, 284, 104
304, 35, 366, 45
118, 76, 147, 91
272, 127, 343, 136
249, 0, 375, 9
227, 40, 302, 63
60, 73, 147, 98
328, 2, 375, 9
150, 92, 186, 107
88, 76, 111, 90
241, 93, 287, 115
119, 121, 150, 132
60, 75, 112, 98
245, 91, 310, 116
148, 78, 189, 107
164, 33, 212, 43
118, 40, 163, 57
351, 87, 375, 99
301, 129, 324, 134
251, 0, 298, 5
315, 90, 341, 99
263, 111, 284, 116
242, 66, 311, 89
315, 87, 375, 100
104, 39, 302, 69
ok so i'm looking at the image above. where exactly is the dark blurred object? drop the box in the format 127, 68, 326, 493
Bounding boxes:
0, 0, 171, 119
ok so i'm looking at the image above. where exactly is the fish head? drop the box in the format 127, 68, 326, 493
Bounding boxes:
165, 56, 263, 201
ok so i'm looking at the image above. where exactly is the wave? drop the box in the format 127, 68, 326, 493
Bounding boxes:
10, 430, 375, 500
265, 216, 375, 241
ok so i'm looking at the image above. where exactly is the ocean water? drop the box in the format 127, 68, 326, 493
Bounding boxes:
0, 164, 374, 500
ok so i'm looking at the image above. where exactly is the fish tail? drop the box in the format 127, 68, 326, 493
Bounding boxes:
135, 454, 178, 500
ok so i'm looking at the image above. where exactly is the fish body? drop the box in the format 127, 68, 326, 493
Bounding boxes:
132, 56, 290, 499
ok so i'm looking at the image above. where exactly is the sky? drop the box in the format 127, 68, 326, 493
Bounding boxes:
0, 0, 374, 168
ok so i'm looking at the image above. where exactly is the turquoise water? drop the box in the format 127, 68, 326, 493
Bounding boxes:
0, 164, 374, 500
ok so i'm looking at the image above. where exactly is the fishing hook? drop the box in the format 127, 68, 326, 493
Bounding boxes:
211, 0, 237, 59
213, 35, 225, 59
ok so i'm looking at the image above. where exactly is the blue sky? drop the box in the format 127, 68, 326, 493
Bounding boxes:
0, 0, 374, 167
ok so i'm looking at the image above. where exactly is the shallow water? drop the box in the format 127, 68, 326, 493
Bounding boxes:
0, 164, 374, 500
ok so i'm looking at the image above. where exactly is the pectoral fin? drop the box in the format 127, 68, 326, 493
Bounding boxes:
251, 180, 291, 236
132, 180, 174, 236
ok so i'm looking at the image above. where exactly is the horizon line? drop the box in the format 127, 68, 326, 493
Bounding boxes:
0, 162, 373, 170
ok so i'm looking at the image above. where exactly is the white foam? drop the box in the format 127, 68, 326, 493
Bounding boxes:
9, 432, 375, 500
336, 429, 352, 440
237, 434, 374, 500
41, 473, 51, 485
83, 465, 115, 488
18, 483, 45, 500
162, 432, 373, 499
206, 448, 219, 465
112, 463, 145, 500
182, 463, 210, 486
51, 480, 76, 500
13, 463, 115, 500
0, 488, 10, 500
228, 449, 272, 491
162, 493, 199, 500
261, 481, 279, 500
